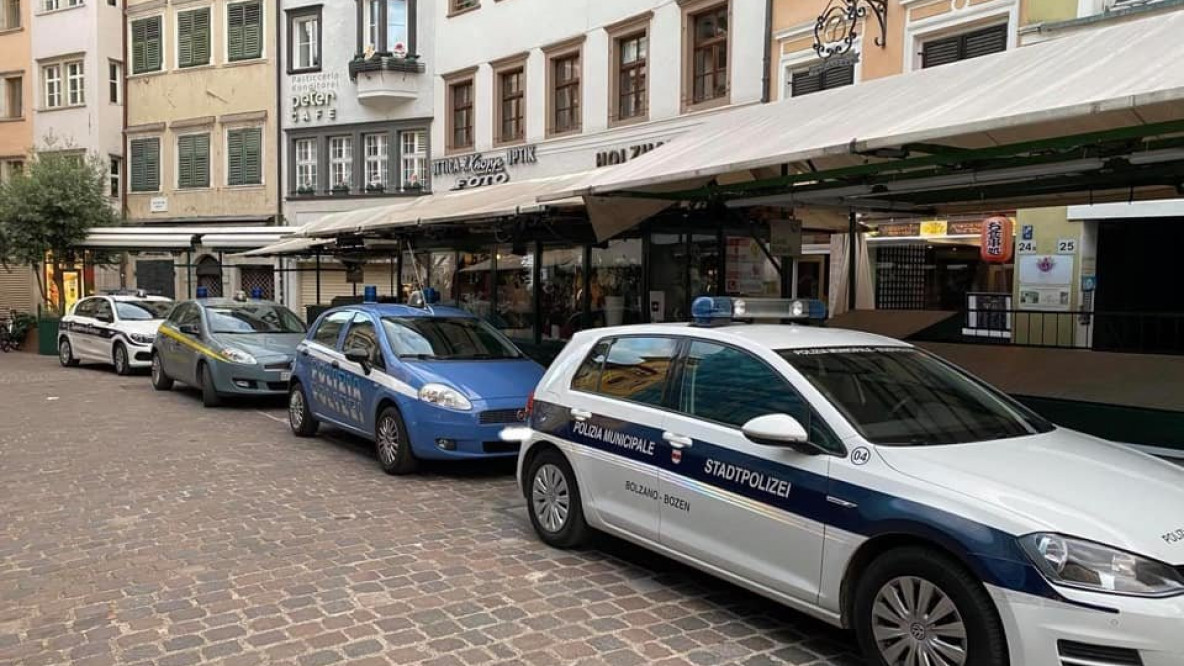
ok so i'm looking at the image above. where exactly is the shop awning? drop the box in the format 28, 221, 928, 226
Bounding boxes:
77, 226, 301, 251
235, 237, 333, 257
545, 10, 1184, 211
200, 233, 299, 250
301, 172, 601, 238
78, 234, 196, 250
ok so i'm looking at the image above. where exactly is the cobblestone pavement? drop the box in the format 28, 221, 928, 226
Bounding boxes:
0, 353, 859, 666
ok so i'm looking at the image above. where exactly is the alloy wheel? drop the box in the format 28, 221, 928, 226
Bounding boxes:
115, 347, 127, 374
531, 464, 570, 534
151, 356, 161, 382
872, 576, 967, 666
59, 340, 70, 365
289, 389, 305, 430
377, 416, 399, 465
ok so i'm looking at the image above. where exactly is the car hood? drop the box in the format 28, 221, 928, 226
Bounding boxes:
404, 358, 545, 400
121, 320, 165, 336
877, 430, 1184, 564
210, 333, 304, 361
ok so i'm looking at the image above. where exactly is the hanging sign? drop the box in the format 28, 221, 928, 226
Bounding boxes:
919, 221, 948, 237
979, 216, 1014, 264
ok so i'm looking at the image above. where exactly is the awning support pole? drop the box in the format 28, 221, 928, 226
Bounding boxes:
186, 251, 192, 299
848, 209, 858, 310
315, 252, 322, 304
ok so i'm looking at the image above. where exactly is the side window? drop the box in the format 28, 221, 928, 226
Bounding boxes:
343, 316, 384, 370
177, 304, 202, 330
93, 299, 113, 323
74, 298, 95, 318
166, 302, 189, 325
595, 336, 678, 407
312, 311, 352, 348
679, 341, 807, 428
571, 340, 610, 392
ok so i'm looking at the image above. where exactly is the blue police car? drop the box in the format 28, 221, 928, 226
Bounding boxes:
287, 292, 546, 474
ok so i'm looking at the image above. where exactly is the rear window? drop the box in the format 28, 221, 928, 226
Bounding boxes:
571, 341, 610, 392
579, 337, 678, 408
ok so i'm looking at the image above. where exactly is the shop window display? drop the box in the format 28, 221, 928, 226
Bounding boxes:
493, 246, 535, 341
430, 252, 455, 303
540, 246, 584, 341
456, 251, 493, 320
590, 239, 643, 328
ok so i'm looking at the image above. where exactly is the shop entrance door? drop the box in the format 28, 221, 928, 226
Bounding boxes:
1095, 219, 1184, 354
647, 233, 719, 323
793, 255, 829, 304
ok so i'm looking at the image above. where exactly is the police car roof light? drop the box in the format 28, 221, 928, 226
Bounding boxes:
407, 288, 440, 309
692, 297, 827, 326
691, 296, 735, 327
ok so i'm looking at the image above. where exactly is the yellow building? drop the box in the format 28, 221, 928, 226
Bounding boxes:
0, 0, 37, 313
123, 0, 280, 298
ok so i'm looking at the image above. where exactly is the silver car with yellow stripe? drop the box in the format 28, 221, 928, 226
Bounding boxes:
150, 297, 307, 407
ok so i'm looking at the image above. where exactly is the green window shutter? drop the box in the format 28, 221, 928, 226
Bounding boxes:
147, 139, 160, 191
146, 17, 162, 71
195, 134, 210, 187
227, 128, 261, 186
130, 138, 160, 192
177, 11, 194, 68
178, 134, 210, 188
227, 130, 244, 185
194, 10, 211, 66
228, 2, 262, 62
130, 140, 145, 191
131, 20, 147, 73
227, 4, 244, 61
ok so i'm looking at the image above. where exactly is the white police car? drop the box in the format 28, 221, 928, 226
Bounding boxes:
59, 291, 173, 375
517, 296, 1184, 666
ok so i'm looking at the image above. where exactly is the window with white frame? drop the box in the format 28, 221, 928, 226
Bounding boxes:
921, 23, 1008, 69
790, 62, 854, 97
66, 61, 84, 105
362, 0, 409, 54
294, 138, 317, 192
43, 0, 83, 11
329, 136, 351, 190
2, 0, 21, 30
109, 156, 121, 197
42, 64, 61, 108
108, 61, 121, 103
363, 133, 388, 190
400, 130, 425, 190
291, 12, 319, 70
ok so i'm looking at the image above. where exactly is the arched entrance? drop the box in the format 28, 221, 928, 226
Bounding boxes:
195, 256, 223, 297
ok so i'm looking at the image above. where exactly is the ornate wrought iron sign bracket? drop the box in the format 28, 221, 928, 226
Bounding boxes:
813, 0, 889, 60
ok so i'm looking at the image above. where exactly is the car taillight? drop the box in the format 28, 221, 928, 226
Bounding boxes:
525, 392, 534, 417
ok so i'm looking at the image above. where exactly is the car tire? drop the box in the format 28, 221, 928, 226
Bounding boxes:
151, 352, 173, 391
288, 382, 319, 437
374, 405, 417, 475
526, 448, 590, 549
853, 546, 1008, 666
199, 362, 222, 408
113, 343, 131, 376
58, 338, 79, 367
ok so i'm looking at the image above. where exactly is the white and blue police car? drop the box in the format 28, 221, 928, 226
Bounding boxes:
288, 291, 545, 474
58, 291, 173, 375
517, 296, 1184, 666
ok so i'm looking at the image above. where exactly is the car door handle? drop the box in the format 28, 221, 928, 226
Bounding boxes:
570, 408, 592, 422
662, 432, 694, 449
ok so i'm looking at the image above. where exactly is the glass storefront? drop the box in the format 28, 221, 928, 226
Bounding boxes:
590, 238, 643, 328
456, 250, 492, 318
874, 243, 1012, 311
539, 246, 583, 342
493, 246, 534, 342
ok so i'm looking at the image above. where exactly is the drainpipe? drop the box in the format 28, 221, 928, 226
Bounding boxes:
761, 0, 774, 103
274, 0, 284, 230
847, 210, 857, 311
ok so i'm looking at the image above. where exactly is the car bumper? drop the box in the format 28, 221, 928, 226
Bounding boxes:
992, 585, 1184, 665
207, 360, 292, 396
401, 397, 528, 460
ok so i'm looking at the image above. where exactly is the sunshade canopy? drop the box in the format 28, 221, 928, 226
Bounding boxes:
79, 226, 300, 251
548, 10, 1184, 214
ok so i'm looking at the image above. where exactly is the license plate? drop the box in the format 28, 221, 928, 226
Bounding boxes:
280, 371, 291, 381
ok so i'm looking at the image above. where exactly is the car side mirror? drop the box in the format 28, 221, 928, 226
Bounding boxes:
742, 414, 822, 455
344, 347, 372, 375
178, 324, 200, 336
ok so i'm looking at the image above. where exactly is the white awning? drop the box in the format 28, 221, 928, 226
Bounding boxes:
302, 172, 597, 238
78, 234, 196, 249
235, 237, 333, 257
77, 226, 301, 251
548, 10, 1184, 200
200, 234, 298, 250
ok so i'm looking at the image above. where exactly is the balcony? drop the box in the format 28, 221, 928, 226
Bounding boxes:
349, 54, 425, 105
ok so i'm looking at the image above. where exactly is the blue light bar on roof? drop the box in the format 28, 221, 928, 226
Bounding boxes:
691, 297, 827, 326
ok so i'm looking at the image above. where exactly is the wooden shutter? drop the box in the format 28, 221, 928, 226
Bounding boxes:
178, 135, 193, 186
194, 134, 210, 187
227, 129, 244, 185
227, 4, 244, 61
922, 34, 962, 69
228, 2, 262, 62
791, 70, 822, 97
228, 128, 262, 186
923, 24, 1007, 68
145, 17, 162, 71
177, 11, 194, 67
130, 138, 160, 192
790, 63, 853, 98
178, 134, 210, 188
131, 20, 147, 73
178, 9, 210, 67
194, 10, 211, 65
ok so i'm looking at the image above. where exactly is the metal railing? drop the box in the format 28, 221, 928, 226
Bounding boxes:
912, 308, 1184, 356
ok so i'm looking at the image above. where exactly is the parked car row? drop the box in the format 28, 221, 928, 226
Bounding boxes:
57, 291, 1184, 666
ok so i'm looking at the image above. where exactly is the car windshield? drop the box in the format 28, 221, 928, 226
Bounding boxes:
206, 304, 306, 334
381, 316, 523, 360
780, 346, 1053, 446
115, 300, 172, 321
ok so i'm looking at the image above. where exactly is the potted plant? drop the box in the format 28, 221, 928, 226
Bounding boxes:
297, 185, 315, 195
331, 183, 350, 195
365, 182, 386, 193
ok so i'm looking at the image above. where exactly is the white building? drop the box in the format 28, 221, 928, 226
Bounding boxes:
32, 0, 124, 206
279, 0, 437, 310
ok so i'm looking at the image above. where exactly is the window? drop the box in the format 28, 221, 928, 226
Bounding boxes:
921, 24, 1008, 69
177, 133, 210, 189
108, 61, 121, 103
177, 7, 211, 68
42, 0, 82, 10
448, 79, 473, 151
571, 340, 610, 393
227, 1, 263, 62
498, 68, 524, 143
615, 32, 647, 121
595, 337, 678, 407
399, 130, 425, 190
2, 76, 21, 119
207, 303, 305, 334
42, 64, 61, 108
1, 159, 24, 183
65, 61, 83, 105
294, 137, 316, 191
688, 3, 728, 106
174, 302, 202, 330
343, 317, 385, 369
450, 0, 477, 14
227, 127, 262, 186
550, 52, 580, 135
312, 310, 351, 347
131, 16, 163, 74
92, 298, 113, 323
328, 136, 352, 190
791, 63, 853, 97
129, 137, 160, 192
290, 10, 319, 71
108, 156, 121, 197
380, 317, 521, 360
2, 0, 20, 30
363, 133, 387, 190
73, 297, 96, 318
678, 341, 806, 428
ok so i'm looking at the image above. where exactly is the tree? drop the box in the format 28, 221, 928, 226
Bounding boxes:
0, 146, 121, 315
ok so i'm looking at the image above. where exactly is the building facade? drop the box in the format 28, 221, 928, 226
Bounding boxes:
280, 0, 436, 311
0, 0, 36, 312
124, 0, 281, 299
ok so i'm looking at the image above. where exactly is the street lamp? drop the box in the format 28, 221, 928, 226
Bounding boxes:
813, 0, 889, 60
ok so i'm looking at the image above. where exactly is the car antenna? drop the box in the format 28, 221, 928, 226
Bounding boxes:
403, 237, 434, 315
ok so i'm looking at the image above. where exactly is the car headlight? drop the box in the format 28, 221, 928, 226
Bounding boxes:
221, 348, 257, 365
129, 333, 155, 345
1020, 533, 1184, 597
418, 383, 472, 411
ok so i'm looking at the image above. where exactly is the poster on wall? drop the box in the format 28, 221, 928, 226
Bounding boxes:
1018, 254, 1074, 312
768, 219, 803, 257
725, 238, 776, 295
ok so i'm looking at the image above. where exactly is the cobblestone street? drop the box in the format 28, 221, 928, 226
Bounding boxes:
0, 353, 858, 666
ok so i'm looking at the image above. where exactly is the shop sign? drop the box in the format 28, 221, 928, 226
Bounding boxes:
979, 216, 1014, 264
769, 218, 803, 257
432, 145, 538, 190
150, 196, 168, 213
290, 73, 342, 124
919, 221, 948, 237
595, 140, 667, 168
876, 222, 920, 237
948, 220, 982, 235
